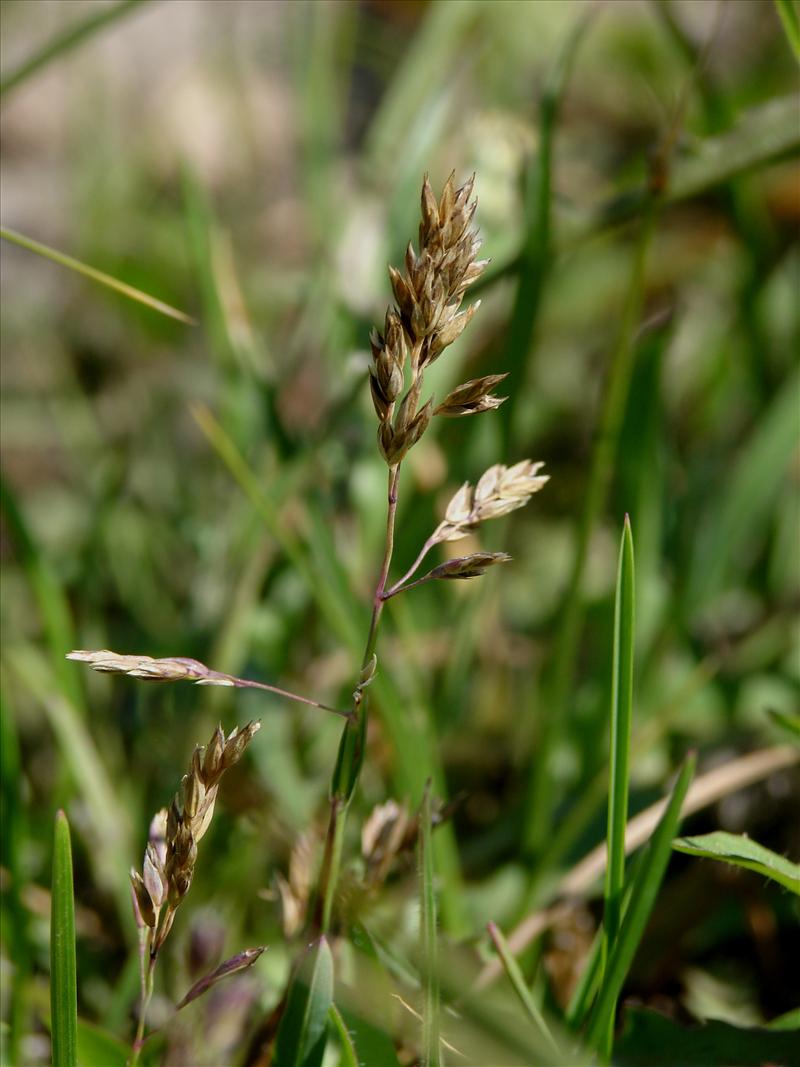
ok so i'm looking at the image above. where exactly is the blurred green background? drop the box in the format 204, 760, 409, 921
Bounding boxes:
1, 0, 798, 1062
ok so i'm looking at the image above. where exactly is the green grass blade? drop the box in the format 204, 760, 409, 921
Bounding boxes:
567, 848, 644, 1031
503, 11, 591, 447
673, 832, 800, 895
599, 516, 635, 1053
0, 227, 196, 325
419, 786, 440, 1067
487, 922, 559, 1057
51, 811, 77, 1067
685, 367, 800, 613
774, 0, 800, 60
328, 1004, 358, 1067
0, 0, 147, 97
274, 936, 334, 1067
585, 753, 696, 1052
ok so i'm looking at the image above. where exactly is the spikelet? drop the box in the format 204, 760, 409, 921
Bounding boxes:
372, 173, 492, 466
130, 721, 260, 956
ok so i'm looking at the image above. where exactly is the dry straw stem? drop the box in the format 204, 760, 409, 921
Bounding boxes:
66, 649, 349, 719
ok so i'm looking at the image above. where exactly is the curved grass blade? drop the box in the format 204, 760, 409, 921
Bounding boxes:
419, 785, 440, 1067
328, 1004, 358, 1067
673, 832, 800, 895
598, 516, 635, 1053
774, 0, 800, 60
487, 922, 558, 1057
51, 811, 77, 1067
274, 937, 334, 1067
0, 0, 147, 97
585, 753, 696, 1053
0, 227, 196, 325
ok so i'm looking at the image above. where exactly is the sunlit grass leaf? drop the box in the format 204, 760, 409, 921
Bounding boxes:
585, 754, 696, 1051
768, 1006, 800, 1031
51, 811, 77, 1067
0, 227, 195, 325
673, 831, 800, 895
613, 1007, 800, 1066
273, 937, 334, 1067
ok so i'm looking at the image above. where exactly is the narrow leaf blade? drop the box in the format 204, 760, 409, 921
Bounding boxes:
51, 810, 77, 1067
0, 227, 195, 325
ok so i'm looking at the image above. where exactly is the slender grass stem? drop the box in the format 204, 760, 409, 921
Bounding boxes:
0, 227, 195, 325
315, 465, 401, 934
384, 534, 438, 599
129, 935, 154, 1067
0, 0, 147, 98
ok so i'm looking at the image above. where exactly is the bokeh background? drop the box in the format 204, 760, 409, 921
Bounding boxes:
1, 0, 799, 1063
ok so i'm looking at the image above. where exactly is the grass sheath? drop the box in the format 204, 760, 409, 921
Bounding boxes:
51, 811, 78, 1067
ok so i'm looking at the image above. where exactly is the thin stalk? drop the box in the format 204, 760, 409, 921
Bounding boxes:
384, 533, 438, 599
129, 936, 155, 1067
0, 0, 147, 97
0, 227, 195, 325
315, 465, 401, 934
